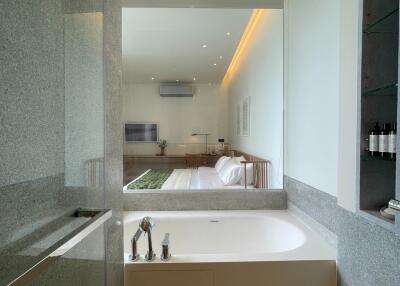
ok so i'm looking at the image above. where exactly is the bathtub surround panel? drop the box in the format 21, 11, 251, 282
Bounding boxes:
124, 210, 336, 286
288, 202, 337, 249
285, 176, 400, 286
125, 261, 336, 286
284, 176, 344, 234
123, 190, 286, 211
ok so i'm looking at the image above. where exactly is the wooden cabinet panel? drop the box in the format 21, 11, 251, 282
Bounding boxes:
126, 270, 214, 286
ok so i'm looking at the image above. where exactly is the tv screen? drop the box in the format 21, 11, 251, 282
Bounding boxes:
125, 123, 158, 142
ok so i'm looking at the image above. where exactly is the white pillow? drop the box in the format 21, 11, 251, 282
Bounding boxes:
215, 156, 230, 172
217, 159, 242, 185
233, 156, 246, 164
233, 156, 254, 185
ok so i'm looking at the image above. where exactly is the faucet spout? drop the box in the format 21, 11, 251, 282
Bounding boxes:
139, 216, 156, 261
129, 228, 142, 261
145, 228, 156, 261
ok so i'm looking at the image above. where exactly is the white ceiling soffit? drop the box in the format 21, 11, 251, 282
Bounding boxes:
122, 8, 252, 84
122, 0, 283, 9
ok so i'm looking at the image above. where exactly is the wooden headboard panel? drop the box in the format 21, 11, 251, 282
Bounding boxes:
227, 150, 271, 189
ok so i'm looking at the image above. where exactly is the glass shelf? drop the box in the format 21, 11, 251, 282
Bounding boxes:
363, 8, 399, 34
362, 83, 398, 96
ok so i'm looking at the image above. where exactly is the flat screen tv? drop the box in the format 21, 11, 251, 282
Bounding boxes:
124, 123, 158, 142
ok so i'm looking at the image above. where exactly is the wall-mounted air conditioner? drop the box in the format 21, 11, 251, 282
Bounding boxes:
159, 84, 193, 97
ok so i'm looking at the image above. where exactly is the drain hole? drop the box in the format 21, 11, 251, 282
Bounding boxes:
209, 220, 219, 223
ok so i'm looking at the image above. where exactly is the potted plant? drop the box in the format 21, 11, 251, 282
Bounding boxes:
157, 139, 167, 156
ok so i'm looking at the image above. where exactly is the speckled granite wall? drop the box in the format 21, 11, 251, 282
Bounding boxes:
124, 190, 286, 211
0, 0, 65, 188
103, 0, 125, 284
0, 1, 67, 283
285, 176, 400, 286
0, 0, 114, 285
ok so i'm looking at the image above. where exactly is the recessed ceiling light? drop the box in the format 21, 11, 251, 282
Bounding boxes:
226, 32, 231, 36
193, 77, 196, 81
202, 44, 207, 48
219, 56, 223, 60
151, 77, 155, 81
213, 63, 217, 66
176, 80, 180, 82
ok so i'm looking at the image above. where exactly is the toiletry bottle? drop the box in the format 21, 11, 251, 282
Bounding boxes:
388, 122, 397, 159
369, 122, 380, 157
379, 123, 390, 158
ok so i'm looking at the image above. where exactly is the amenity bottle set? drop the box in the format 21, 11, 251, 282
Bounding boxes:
368, 122, 397, 158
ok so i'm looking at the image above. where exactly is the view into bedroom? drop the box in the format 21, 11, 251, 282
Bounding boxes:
122, 7, 283, 192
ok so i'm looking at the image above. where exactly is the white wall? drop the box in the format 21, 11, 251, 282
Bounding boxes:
337, 0, 360, 212
284, 0, 340, 196
227, 10, 284, 189
122, 83, 228, 155
284, 0, 360, 212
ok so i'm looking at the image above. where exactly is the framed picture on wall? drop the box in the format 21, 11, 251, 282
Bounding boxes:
236, 102, 241, 136
241, 96, 250, 136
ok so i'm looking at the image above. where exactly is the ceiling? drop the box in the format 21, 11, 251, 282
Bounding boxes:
122, 8, 252, 84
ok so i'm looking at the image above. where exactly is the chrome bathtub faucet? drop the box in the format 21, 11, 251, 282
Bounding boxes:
129, 228, 142, 261
140, 216, 156, 262
129, 216, 156, 262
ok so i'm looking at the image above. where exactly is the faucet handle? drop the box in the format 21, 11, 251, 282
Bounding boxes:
162, 233, 170, 246
160, 233, 171, 261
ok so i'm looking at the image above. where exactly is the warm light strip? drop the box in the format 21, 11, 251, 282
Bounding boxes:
222, 9, 265, 85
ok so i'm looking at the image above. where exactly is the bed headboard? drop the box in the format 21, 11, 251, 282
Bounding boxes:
226, 150, 271, 189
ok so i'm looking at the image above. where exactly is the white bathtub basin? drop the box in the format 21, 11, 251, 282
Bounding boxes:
123, 210, 335, 263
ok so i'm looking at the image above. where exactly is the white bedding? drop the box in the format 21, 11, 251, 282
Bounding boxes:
190, 167, 253, 190
125, 167, 252, 191
161, 169, 192, 190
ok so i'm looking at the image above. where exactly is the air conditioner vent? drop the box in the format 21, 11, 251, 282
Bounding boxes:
159, 84, 193, 97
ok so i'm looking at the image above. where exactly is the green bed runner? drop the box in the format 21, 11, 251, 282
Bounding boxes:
127, 169, 174, 190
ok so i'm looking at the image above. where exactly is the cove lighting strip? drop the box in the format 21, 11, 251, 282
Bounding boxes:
222, 9, 265, 85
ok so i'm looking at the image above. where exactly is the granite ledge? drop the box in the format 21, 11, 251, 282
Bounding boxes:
123, 189, 286, 211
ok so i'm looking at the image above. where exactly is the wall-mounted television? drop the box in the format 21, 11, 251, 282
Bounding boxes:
124, 123, 158, 142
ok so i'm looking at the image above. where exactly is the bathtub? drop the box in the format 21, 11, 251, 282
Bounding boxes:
124, 210, 336, 286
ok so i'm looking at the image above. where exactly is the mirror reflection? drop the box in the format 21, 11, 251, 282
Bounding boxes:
122, 8, 283, 191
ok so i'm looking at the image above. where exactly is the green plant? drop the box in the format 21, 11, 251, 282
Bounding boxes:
157, 139, 167, 149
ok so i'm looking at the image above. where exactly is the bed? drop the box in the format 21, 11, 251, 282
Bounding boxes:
123, 150, 270, 191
